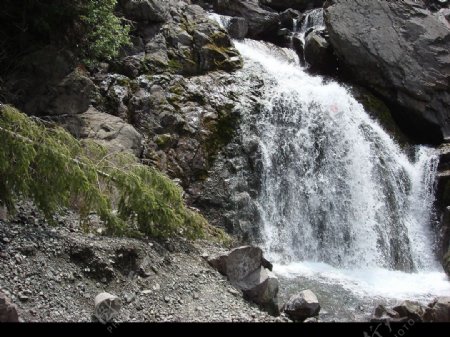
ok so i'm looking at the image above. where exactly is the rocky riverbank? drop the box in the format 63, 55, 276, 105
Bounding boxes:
0, 203, 287, 322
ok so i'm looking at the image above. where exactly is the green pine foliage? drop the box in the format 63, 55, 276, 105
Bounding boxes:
80, 0, 131, 64
0, 0, 131, 67
0, 105, 223, 241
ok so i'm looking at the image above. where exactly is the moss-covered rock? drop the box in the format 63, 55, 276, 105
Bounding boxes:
351, 86, 410, 147
203, 103, 239, 166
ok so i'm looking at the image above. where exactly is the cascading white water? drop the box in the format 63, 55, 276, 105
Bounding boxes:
234, 39, 439, 272
296, 8, 325, 46
233, 39, 450, 306
208, 13, 450, 314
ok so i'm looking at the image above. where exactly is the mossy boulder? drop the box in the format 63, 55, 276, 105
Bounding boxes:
114, 2, 243, 77
351, 86, 410, 147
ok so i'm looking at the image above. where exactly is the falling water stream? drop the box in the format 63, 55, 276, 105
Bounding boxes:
210, 14, 450, 321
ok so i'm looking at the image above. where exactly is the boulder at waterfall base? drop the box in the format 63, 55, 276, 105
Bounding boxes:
207, 246, 279, 315
282, 290, 321, 322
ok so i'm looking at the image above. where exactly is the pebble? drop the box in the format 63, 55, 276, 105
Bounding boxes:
125, 293, 136, 303
18, 293, 29, 302
164, 296, 170, 303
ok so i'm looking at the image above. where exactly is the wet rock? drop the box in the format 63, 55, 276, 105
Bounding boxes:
393, 300, 427, 322
0, 291, 19, 322
94, 292, 121, 323
304, 29, 337, 74
427, 297, 450, 322
283, 290, 320, 322
371, 304, 403, 322
227, 17, 249, 39
212, 0, 280, 39
325, 0, 450, 143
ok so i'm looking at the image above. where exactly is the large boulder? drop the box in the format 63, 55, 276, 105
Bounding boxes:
207, 246, 279, 315
119, 0, 169, 23
261, 0, 325, 11
325, 0, 450, 144
304, 29, 337, 74
237, 266, 279, 315
225, 246, 265, 281
283, 290, 321, 322
0, 291, 19, 322
61, 107, 143, 157
212, 0, 280, 39
47, 70, 95, 116
227, 17, 249, 39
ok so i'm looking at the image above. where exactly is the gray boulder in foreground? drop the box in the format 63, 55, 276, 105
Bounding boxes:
208, 246, 279, 315
283, 289, 320, 322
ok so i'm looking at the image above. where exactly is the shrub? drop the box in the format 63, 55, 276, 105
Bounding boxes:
0, 0, 130, 68
0, 105, 214, 240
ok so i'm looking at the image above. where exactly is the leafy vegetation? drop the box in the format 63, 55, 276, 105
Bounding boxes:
0, 105, 227, 241
0, 0, 130, 68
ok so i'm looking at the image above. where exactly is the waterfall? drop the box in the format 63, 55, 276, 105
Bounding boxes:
296, 8, 325, 46
233, 39, 440, 273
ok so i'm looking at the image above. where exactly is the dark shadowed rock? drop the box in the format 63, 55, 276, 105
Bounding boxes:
371, 304, 404, 322
212, 0, 280, 39
119, 0, 169, 23
207, 254, 228, 276
325, 0, 450, 143
47, 70, 95, 116
283, 290, 320, 322
261, 0, 325, 11
427, 297, 450, 322
393, 300, 427, 321
304, 29, 337, 74
444, 250, 450, 277
227, 17, 249, 39
0, 291, 19, 322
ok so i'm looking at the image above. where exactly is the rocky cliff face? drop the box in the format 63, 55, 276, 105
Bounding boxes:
324, 0, 450, 144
